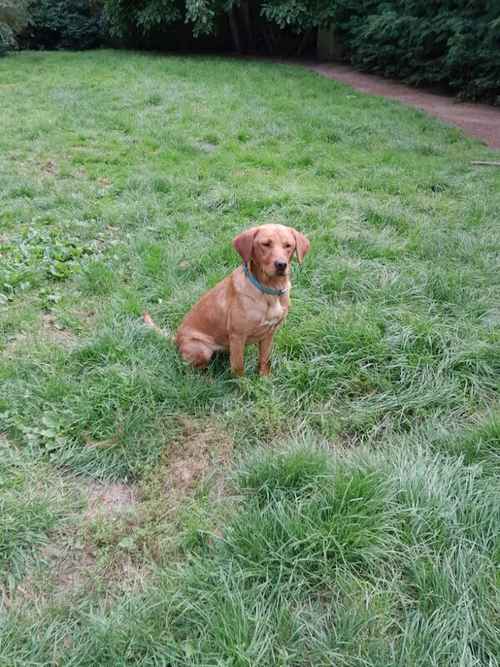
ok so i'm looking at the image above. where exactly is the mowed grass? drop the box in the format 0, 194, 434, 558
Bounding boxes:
0, 50, 499, 665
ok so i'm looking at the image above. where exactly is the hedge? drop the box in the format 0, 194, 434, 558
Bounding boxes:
331, 0, 500, 102
20, 0, 104, 50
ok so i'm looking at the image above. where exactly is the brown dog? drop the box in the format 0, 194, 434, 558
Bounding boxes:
145, 224, 310, 376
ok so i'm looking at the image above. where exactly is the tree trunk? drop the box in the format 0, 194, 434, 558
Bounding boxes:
262, 25, 274, 55
229, 8, 242, 53
239, 0, 255, 53
296, 29, 312, 56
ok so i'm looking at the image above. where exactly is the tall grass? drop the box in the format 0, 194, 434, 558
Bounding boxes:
2, 443, 498, 665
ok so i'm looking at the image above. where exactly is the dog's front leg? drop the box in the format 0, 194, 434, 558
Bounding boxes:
229, 334, 246, 376
258, 334, 273, 376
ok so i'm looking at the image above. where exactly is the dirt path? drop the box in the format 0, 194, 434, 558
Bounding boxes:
309, 63, 500, 150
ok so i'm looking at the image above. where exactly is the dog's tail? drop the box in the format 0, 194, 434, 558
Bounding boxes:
143, 312, 172, 339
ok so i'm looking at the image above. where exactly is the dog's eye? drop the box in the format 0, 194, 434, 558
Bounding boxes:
262, 241, 272, 247
284, 243, 292, 249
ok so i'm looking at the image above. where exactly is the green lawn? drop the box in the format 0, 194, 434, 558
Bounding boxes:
0, 50, 499, 665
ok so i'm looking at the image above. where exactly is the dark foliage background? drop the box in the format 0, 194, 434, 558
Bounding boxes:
330, 0, 500, 102
20, 0, 105, 50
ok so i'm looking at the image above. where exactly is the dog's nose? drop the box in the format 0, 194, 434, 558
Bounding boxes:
275, 261, 287, 272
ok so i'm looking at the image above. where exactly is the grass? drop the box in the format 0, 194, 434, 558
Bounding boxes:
0, 49, 499, 665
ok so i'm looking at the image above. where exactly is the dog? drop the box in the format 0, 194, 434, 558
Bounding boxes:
144, 224, 310, 376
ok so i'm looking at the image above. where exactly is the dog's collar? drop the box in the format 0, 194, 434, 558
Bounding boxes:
243, 263, 288, 296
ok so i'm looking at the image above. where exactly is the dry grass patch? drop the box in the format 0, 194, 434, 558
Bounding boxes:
2, 313, 78, 358
41, 313, 78, 348
3, 475, 143, 610
50, 420, 233, 598
162, 417, 234, 500
81, 479, 137, 522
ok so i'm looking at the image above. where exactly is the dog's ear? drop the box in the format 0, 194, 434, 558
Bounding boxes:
292, 229, 310, 264
233, 227, 258, 264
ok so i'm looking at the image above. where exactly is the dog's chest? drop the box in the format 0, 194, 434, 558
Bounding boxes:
261, 299, 286, 329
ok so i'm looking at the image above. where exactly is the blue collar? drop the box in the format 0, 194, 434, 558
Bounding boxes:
243, 263, 288, 296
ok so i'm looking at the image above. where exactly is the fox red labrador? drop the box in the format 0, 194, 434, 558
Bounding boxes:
144, 224, 310, 376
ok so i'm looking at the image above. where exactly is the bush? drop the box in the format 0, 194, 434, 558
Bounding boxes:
0, 1, 29, 55
330, 0, 500, 102
22, 0, 105, 50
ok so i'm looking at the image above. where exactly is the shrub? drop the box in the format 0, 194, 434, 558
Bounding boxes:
22, 0, 105, 50
331, 0, 500, 102
0, 0, 29, 55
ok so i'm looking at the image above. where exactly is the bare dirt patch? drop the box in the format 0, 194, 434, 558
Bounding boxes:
4, 477, 141, 609
162, 417, 234, 501
41, 159, 58, 175
38, 538, 96, 595
3, 422, 234, 610
80, 479, 138, 521
2, 314, 78, 358
41, 313, 78, 348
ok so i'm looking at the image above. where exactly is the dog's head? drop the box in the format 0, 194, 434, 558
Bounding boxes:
233, 224, 310, 278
